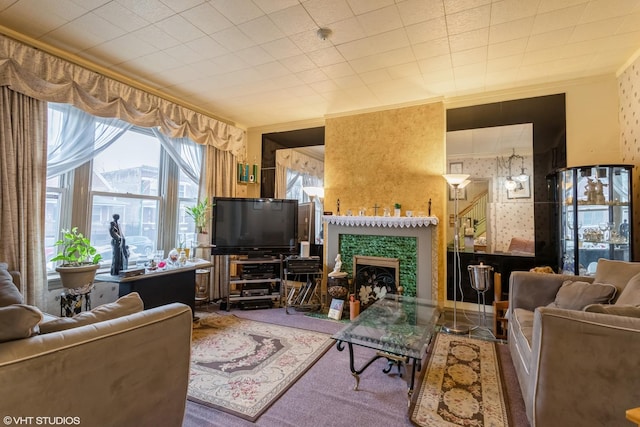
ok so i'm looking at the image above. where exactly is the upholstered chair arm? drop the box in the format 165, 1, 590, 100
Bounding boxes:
508, 271, 593, 312
529, 307, 640, 427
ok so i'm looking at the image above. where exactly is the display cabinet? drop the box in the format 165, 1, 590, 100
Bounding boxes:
557, 165, 633, 275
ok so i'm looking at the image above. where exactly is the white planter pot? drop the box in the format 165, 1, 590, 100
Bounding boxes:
55, 264, 100, 290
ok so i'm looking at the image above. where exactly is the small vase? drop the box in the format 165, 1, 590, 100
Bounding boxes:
394, 208, 401, 217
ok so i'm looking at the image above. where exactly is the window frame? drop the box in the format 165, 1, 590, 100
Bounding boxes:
46, 107, 199, 280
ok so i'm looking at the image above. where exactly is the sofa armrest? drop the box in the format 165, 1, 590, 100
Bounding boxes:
508, 271, 593, 312
529, 307, 640, 427
0, 303, 193, 427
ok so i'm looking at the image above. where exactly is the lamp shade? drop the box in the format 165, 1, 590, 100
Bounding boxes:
443, 174, 470, 186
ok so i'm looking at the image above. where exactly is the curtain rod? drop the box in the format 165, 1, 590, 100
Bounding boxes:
0, 24, 239, 128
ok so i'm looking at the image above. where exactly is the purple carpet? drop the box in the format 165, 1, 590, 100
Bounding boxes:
183, 306, 529, 427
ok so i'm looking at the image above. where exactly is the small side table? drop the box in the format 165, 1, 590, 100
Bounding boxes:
60, 283, 93, 317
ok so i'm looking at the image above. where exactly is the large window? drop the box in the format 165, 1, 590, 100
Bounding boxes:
45, 104, 200, 272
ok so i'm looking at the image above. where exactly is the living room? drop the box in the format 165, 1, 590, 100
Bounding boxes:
1, 1, 640, 427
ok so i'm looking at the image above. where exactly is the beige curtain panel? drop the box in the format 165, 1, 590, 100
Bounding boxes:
0, 87, 47, 307
0, 34, 246, 156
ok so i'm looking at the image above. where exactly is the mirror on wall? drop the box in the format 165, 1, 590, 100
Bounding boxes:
275, 145, 325, 245
446, 123, 535, 256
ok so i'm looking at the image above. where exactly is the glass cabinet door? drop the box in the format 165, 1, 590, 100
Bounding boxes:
559, 165, 633, 275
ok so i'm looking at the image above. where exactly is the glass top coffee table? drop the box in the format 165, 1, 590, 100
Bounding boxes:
331, 294, 441, 406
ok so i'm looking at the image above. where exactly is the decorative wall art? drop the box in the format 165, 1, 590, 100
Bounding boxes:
507, 178, 531, 199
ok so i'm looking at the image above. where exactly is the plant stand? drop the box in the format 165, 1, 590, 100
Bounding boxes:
60, 283, 94, 317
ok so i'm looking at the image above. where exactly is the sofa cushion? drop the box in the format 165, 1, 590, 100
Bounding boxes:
615, 272, 640, 306
0, 304, 43, 342
548, 280, 617, 310
39, 292, 144, 334
584, 304, 640, 318
594, 259, 640, 299
0, 265, 23, 307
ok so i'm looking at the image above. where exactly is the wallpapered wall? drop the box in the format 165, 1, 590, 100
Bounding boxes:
448, 155, 535, 253
324, 102, 446, 301
618, 57, 640, 260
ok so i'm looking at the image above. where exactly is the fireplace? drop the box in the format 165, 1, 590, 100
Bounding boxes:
323, 215, 438, 307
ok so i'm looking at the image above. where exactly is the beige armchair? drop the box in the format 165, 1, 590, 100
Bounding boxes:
0, 264, 193, 427
508, 259, 640, 427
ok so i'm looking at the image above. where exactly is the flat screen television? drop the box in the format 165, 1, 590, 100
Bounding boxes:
212, 197, 298, 256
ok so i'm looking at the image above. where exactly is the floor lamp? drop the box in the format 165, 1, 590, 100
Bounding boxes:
443, 174, 471, 335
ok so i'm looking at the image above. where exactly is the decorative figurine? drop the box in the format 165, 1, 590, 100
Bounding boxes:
109, 213, 129, 275
328, 254, 347, 278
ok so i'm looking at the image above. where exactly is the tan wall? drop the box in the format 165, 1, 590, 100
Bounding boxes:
324, 102, 447, 301
566, 76, 620, 167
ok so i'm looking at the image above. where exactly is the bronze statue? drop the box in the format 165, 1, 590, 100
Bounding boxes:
110, 213, 129, 275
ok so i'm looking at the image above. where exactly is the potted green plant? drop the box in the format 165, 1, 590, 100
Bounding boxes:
185, 198, 213, 245
52, 227, 102, 289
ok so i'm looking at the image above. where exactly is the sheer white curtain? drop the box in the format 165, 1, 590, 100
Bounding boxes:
47, 104, 132, 178
152, 127, 203, 185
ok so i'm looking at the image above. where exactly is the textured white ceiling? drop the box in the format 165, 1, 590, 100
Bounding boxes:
1, 0, 639, 128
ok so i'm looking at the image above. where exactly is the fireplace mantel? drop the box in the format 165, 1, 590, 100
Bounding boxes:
323, 215, 439, 304
323, 215, 438, 228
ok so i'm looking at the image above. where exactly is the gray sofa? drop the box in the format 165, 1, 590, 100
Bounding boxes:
0, 265, 193, 427
508, 259, 640, 427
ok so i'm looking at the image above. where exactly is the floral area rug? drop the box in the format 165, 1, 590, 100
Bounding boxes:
188, 313, 332, 421
411, 333, 510, 427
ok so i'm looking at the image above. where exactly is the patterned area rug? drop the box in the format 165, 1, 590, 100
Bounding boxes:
188, 313, 333, 421
411, 333, 510, 427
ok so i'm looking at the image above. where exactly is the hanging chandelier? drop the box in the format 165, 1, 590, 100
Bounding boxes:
499, 148, 528, 190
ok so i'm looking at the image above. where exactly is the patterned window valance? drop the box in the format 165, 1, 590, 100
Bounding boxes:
276, 148, 324, 177
0, 33, 245, 155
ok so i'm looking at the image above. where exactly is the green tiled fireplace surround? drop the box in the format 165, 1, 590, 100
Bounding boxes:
339, 234, 418, 297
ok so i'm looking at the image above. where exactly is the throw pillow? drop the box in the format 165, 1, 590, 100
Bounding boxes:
593, 259, 640, 298
548, 280, 617, 310
0, 266, 23, 307
0, 304, 43, 342
615, 271, 640, 306
584, 304, 640, 318
39, 292, 144, 334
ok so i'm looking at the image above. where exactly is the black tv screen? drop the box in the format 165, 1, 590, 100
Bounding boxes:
212, 197, 298, 256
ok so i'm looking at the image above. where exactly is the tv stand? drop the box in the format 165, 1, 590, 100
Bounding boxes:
226, 255, 283, 311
